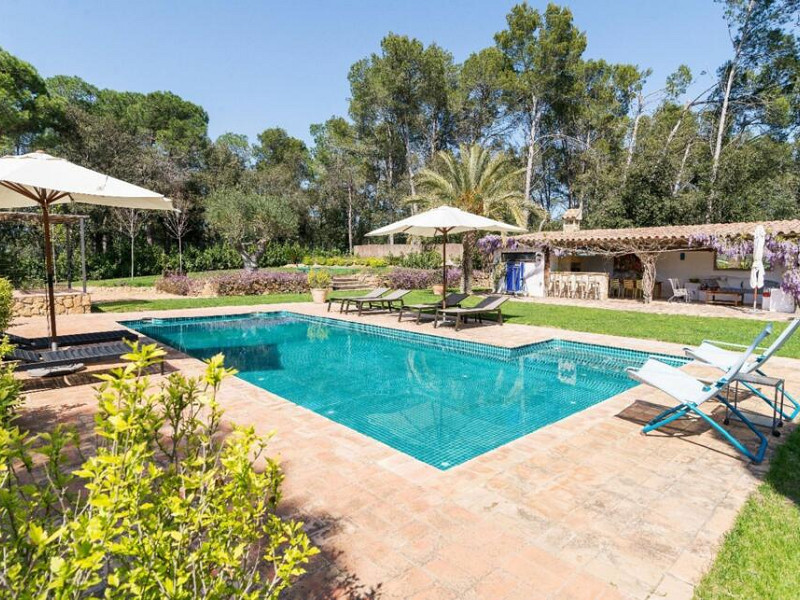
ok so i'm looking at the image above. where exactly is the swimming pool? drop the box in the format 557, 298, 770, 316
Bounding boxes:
124, 311, 686, 469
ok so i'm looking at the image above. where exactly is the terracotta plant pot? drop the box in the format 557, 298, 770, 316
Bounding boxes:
310, 288, 329, 304
432, 284, 444, 296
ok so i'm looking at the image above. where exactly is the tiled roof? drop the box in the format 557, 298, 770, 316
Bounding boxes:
516, 219, 800, 250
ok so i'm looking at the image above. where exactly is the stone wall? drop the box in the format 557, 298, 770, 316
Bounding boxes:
12, 291, 92, 317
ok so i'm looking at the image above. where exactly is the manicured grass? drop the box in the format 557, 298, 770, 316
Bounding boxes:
95, 290, 800, 358
694, 427, 800, 599
87, 266, 368, 288
500, 301, 800, 359
87, 270, 238, 288
92, 290, 368, 313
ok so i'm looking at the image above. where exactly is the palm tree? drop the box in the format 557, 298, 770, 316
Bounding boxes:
412, 144, 530, 292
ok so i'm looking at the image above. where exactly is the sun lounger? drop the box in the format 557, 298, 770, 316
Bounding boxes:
398, 293, 469, 324
626, 324, 773, 463
5, 329, 138, 350
6, 340, 161, 376
434, 295, 508, 331
327, 288, 389, 313
346, 289, 410, 315
684, 319, 800, 422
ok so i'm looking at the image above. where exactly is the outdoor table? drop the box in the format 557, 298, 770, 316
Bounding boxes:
726, 372, 786, 437
705, 289, 744, 306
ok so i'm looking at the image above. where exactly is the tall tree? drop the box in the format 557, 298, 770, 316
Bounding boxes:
310, 117, 368, 253
0, 47, 53, 153
453, 47, 509, 145
707, 0, 800, 221
495, 3, 587, 210
204, 188, 298, 271
413, 144, 530, 292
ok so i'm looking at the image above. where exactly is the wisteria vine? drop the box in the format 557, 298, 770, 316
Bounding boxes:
688, 232, 800, 301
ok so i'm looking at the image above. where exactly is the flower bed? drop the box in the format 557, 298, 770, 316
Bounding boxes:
154, 275, 201, 296
214, 271, 309, 296
385, 267, 462, 290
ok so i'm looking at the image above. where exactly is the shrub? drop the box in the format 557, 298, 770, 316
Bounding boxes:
307, 269, 332, 289
182, 243, 242, 273
385, 267, 462, 289
392, 251, 442, 270
0, 336, 23, 425
215, 270, 308, 296
0, 277, 13, 332
0, 344, 317, 598
302, 255, 388, 268
154, 274, 200, 296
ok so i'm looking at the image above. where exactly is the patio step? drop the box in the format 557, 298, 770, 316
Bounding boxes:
332, 276, 366, 291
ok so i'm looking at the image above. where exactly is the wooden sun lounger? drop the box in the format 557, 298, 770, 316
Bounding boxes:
5, 329, 138, 350
346, 290, 410, 316
327, 288, 389, 313
434, 295, 508, 332
398, 293, 469, 324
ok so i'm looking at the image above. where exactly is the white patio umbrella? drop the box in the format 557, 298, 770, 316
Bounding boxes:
750, 225, 766, 312
0, 151, 174, 348
366, 205, 526, 307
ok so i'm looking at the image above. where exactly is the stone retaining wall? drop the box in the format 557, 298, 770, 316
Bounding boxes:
12, 291, 92, 317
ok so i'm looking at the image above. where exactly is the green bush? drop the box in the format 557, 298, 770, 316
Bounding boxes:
307, 269, 332, 289
0, 277, 13, 333
393, 251, 442, 269
302, 255, 387, 268
0, 343, 317, 598
0, 337, 23, 425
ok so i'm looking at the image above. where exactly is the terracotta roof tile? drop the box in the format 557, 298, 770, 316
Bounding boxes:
516, 219, 800, 249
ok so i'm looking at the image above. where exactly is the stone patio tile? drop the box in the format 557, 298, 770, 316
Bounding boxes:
422, 556, 480, 593
557, 570, 618, 600
502, 544, 575, 596
381, 566, 436, 599
408, 586, 459, 600
649, 573, 695, 600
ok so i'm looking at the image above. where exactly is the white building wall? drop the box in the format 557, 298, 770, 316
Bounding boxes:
552, 249, 789, 306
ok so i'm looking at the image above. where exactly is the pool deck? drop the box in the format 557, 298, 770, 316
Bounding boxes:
9, 303, 800, 600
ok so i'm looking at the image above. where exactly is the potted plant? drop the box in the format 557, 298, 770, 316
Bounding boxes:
307, 269, 332, 304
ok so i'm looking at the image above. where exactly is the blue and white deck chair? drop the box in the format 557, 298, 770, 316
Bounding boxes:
626, 323, 773, 463
684, 319, 800, 422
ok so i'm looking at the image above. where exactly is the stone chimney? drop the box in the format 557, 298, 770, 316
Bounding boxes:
562, 208, 582, 232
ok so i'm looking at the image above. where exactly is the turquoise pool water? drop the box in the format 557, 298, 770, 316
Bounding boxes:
123, 312, 686, 469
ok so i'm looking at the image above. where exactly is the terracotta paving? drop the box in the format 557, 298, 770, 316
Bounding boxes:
9, 303, 800, 600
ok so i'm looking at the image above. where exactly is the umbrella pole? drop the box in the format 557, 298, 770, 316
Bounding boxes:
41, 202, 59, 350
442, 229, 447, 308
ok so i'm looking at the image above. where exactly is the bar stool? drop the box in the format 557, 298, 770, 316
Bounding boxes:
623, 279, 635, 299
578, 275, 590, 299
548, 277, 558, 297
587, 277, 601, 300
609, 278, 621, 299
567, 274, 578, 298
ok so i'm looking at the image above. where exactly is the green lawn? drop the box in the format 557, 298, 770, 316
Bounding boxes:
92, 290, 369, 313
87, 270, 238, 288
695, 427, 800, 599
87, 266, 367, 288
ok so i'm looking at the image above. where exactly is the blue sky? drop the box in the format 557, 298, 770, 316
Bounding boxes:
2, 1, 732, 145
